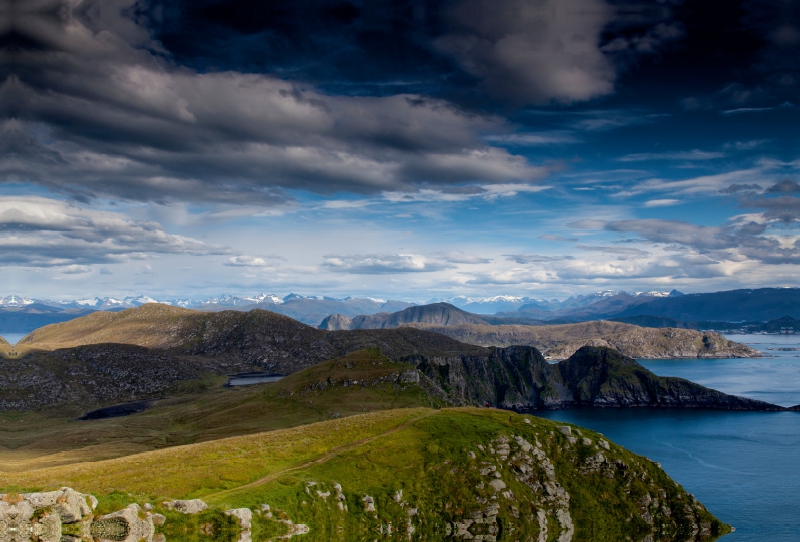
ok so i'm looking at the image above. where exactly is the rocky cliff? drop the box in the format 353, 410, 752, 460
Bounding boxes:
549, 347, 777, 409
407, 321, 759, 359
403, 345, 782, 411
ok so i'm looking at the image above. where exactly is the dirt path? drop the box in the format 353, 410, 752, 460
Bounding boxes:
204, 410, 438, 502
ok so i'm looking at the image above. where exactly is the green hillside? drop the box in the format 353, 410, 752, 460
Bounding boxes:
1, 408, 729, 542
0, 349, 433, 471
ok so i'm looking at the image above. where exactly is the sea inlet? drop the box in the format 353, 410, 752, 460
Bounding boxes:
539, 334, 800, 542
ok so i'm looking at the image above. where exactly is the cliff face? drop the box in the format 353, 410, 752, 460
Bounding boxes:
551, 347, 778, 409
403, 345, 552, 410
403, 346, 782, 411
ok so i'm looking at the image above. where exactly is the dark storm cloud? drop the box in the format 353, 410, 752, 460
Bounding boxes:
1, 0, 552, 204
2, 0, 796, 207
720, 183, 763, 194
149, 0, 682, 104
766, 179, 800, 194
744, 195, 800, 223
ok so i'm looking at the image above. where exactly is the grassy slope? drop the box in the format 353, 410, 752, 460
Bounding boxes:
15, 304, 221, 354
0, 408, 729, 542
0, 350, 434, 471
0, 336, 9, 357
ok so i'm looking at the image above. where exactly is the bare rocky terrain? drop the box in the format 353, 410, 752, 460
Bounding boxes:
406, 321, 759, 359
320, 303, 759, 359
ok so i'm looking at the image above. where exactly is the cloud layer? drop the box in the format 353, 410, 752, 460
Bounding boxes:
1, 0, 553, 205
0, 196, 227, 268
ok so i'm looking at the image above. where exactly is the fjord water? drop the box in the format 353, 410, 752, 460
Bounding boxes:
539, 334, 800, 542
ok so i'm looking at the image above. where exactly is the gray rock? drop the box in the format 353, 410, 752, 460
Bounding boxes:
164, 499, 208, 514
224, 508, 252, 530
489, 479, 507, 491
94, 504, 155, 542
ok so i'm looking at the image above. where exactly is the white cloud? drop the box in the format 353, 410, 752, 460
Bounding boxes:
576, 245, 650, 257
504, 254, 572, 264
323, 254, 455, 274
432, 252, 493, 264
0, 196, 229, 267
60, 265, 92, 275
644, 199, 680, 207
225, 256, 277, 267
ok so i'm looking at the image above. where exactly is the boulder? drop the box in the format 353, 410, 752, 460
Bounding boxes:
22, 488, 94, 523
163, 499, 208, 514
93, 503, 154, 542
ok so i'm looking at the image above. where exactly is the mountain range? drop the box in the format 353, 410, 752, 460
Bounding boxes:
0, 293, 417, 333
5, 287, 800, 337
2, 304, 782, 413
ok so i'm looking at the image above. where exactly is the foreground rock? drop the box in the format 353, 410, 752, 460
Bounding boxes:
0, 488, 154, 542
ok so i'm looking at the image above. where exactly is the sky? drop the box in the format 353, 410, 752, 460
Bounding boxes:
1, 0, 800, 302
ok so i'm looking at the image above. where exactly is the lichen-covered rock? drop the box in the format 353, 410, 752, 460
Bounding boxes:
224, 508, 252, 529
93, 503, 154, 542
163, 498, 208, 514
22, 487, 94, 523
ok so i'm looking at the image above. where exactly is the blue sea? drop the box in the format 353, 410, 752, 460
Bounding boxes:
538, 334, 800, 542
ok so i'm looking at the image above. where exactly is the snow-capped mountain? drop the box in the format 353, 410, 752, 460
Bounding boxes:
0, 295, 35, 307
198, 293, 284, 307
634, 291, 673, 298
46, 296, 167, 310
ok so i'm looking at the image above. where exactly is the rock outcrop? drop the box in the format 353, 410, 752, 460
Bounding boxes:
93, 504, 155, 542
162, 499, 208, 514
406, 322, 760, 359
0, 488, 156, 542
404, 345, 784, 411
550, 347, 779, 409
317, 313, 353, 331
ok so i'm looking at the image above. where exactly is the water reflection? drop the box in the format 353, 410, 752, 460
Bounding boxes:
226, 373, 284, 387
0, 489, 152, 542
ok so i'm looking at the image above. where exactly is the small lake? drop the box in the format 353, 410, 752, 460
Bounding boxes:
226, 373, 285, 386
0, 333, 26, 345
537, 334, 800, 542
